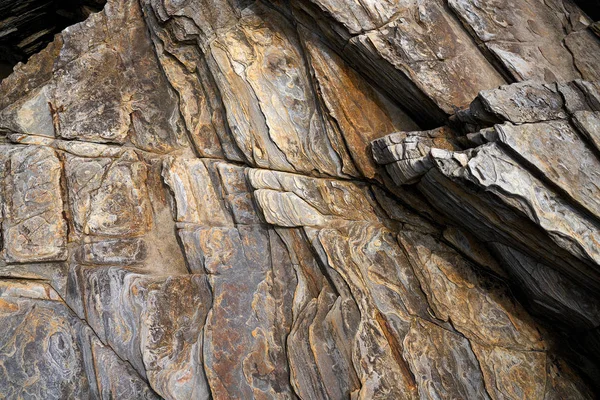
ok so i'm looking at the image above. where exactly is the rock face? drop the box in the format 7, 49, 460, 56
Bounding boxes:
0, 0, 599, 399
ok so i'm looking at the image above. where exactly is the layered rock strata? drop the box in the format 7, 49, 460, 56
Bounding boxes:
373, 79, 600, 388
0, 0, 599, 398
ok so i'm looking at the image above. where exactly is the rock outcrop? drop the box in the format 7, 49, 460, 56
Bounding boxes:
0, 0, 599, 398
373, 79, 600, 389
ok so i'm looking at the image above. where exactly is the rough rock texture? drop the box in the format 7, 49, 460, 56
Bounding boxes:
0, 0, 599, 398
373, 79, 600, 393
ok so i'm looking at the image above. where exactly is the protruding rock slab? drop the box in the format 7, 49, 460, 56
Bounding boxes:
2, 145, 67, 263
372, 79, 600, 392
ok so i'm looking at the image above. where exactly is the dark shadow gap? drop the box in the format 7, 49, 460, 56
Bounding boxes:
574, 0, 600, 21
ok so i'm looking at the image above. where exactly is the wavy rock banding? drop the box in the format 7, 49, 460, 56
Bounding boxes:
0, 0, 599, 398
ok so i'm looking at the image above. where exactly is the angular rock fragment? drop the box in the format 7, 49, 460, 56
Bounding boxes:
207, 3, 347, 176
162, 156, 232, 226
2, 145, 67, 262
65, 151, 153, 237
455, 81, 568, 127
372, 127, 460, 185
0, 0, 188, 153
494, 120, 600, 219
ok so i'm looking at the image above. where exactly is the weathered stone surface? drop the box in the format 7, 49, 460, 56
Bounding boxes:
165, 157, 297, 399
248, 167, 592, 398
0, 0, 188, 153
2, 145, 67, 262
494, 120, 600, 220
66, 150, 153, 237
457, 81, 568, 126
90, 336, 161, 400
1, 0, 600, 398
162, 156, 232, 226
74, 265, 212, 399
293, 0, 507, 124
373, 79, 600, 391
0, 280, 157, 399
297, 25, 419, 180
448, 0, 595, 82
399, 231, 543, 351
449, 143, 600, 282
573, 110, 600, 152
403, 319, 489, 399
564, 29, 600, 82
0, 286, 90, 399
